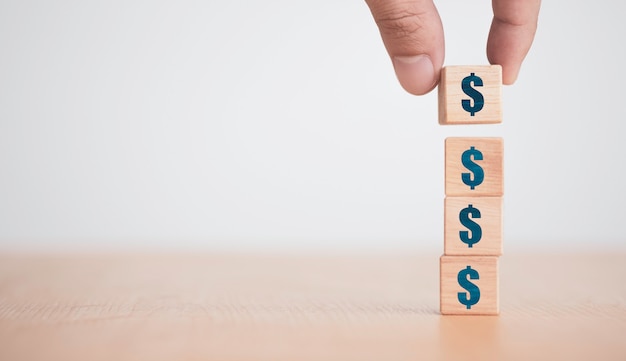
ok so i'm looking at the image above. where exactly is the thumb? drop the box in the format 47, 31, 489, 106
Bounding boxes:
366, 0, 445, 95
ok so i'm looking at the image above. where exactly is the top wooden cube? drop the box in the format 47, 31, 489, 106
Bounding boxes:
438, 65, 502, 125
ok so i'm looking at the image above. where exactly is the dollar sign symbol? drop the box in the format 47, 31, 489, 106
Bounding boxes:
461, 146, 484, 190
459, 205, 482, 248
457, 266, 480, 309
461, 72, 484, 116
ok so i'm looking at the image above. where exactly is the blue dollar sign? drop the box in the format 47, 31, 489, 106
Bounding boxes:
461, 146, 484, 190
461, 72, 484, 116
459, 204, 482, 248
457, 266, 480, 309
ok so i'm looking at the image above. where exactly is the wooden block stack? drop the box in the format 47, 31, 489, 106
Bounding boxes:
438, 65, 503, 315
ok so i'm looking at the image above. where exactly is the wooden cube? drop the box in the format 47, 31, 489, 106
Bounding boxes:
438, 65, 502, 125
445, 137, 503, 196
444, 197, 502, 256
440, 256, 499, 315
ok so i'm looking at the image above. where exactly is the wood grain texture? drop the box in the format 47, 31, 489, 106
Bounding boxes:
444, 197, 503, 256
1, 252, 626, 361
445, 137, 504, 196
440, 256, 499, 315
438, 65, 502, 125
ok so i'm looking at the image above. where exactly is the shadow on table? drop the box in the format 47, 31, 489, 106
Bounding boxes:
439, 315, 500, 360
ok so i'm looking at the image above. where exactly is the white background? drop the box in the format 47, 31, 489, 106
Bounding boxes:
1, 0, 625, 252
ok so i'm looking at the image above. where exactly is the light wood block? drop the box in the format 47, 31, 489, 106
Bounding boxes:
438, 65, 502, 125
444, 197, 502, 256
440, 255, 499, 315
445, 137, 503, 196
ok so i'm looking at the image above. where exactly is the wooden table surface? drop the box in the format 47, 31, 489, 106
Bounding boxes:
1, 251, 625, 361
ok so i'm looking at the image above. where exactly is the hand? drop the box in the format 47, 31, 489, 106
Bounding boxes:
365, 0, 541, 95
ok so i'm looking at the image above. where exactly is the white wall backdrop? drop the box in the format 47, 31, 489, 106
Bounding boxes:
1, 0, 625, 251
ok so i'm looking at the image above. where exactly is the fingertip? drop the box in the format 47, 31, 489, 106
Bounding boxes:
493, 59, 519, 85
392, 55, 438, 95
502, 69, 518, 85
366, 0, 444, 95
488, 0, 541, 85
487, 32, 523, 86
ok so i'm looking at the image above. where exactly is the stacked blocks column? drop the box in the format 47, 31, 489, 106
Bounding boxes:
438, 66, 504, 315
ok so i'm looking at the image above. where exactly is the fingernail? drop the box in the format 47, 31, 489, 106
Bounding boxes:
392, 55, 436, 95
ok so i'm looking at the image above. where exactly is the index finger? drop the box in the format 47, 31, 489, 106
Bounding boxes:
487, 0, 541, 84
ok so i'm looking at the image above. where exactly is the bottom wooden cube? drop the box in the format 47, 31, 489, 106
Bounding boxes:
440, 255, 499, 315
